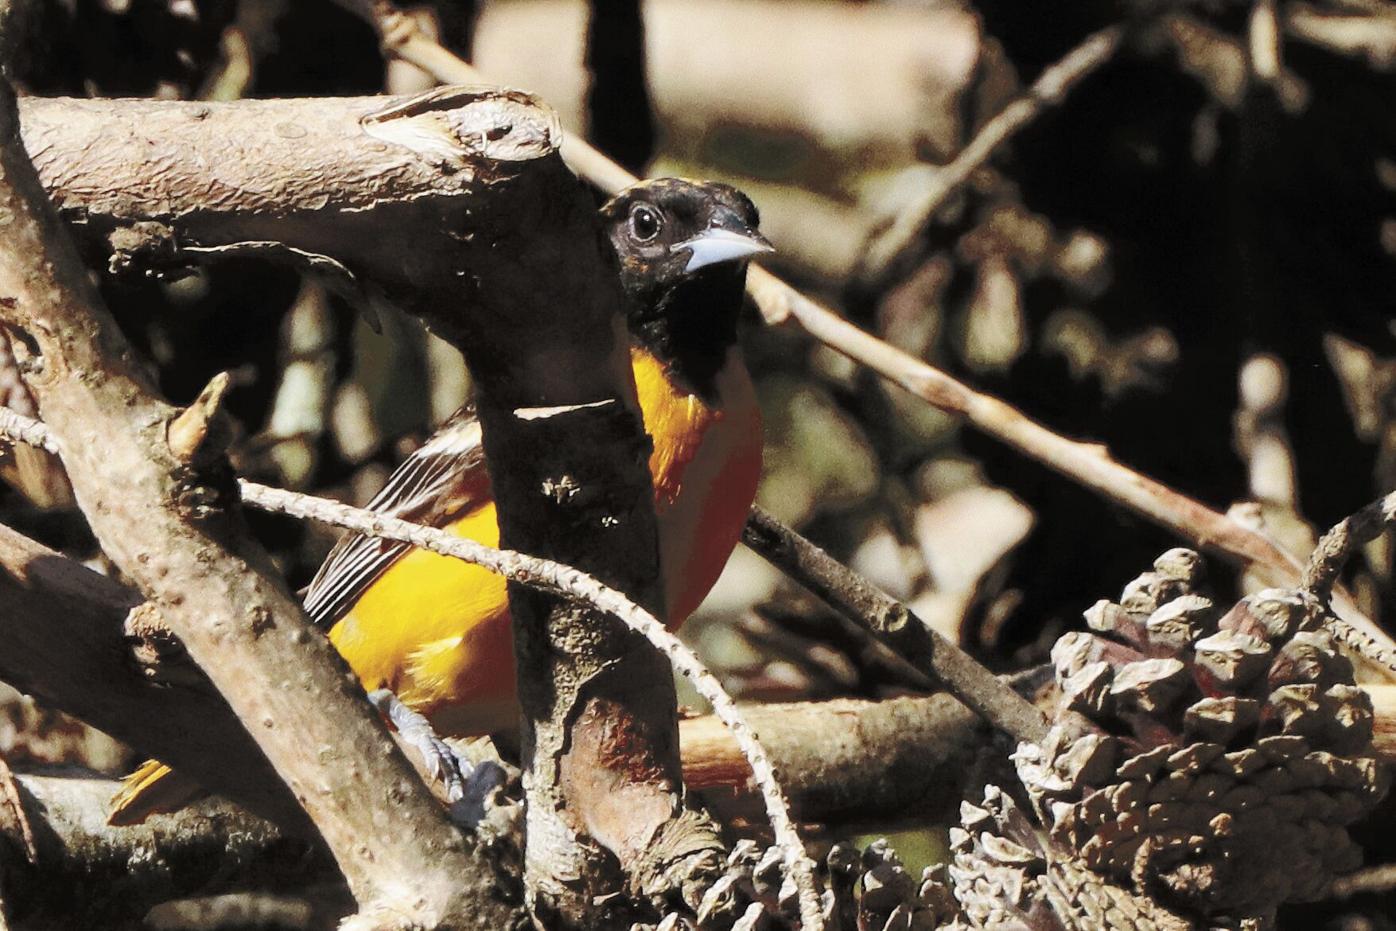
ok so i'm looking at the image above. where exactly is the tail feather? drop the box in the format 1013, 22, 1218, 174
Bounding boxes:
107, 759, 207, 826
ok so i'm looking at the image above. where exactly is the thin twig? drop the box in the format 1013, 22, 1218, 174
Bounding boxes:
1299, 491, 1396, 671
746, 263, 1396, 663
0, 406, 825, 931
742, 506, 1048, 745
1302, 491, 1396, 599
861, 24, 1126, 280
332, 0, 1396, 668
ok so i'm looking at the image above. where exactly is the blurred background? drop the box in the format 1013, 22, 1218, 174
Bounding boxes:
1, 0, 1395, 925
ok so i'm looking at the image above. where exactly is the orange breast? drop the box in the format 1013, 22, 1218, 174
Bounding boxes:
631, 347, 763, 622
329, 345, 762, 736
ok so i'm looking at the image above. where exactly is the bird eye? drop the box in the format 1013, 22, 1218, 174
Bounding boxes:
628, 204, 662, 243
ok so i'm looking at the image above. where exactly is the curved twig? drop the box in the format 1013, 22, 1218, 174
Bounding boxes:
1301, 491, 1396, 673
0, 405, 826, 931
1302, 491, 1396, 599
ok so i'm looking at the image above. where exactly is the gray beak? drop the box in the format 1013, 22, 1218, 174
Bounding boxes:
672, 227, 774, 273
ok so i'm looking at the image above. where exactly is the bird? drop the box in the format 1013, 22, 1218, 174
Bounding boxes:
110, 178, 772, 824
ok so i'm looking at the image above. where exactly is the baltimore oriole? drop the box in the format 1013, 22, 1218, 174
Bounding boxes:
110, 178, 771, 823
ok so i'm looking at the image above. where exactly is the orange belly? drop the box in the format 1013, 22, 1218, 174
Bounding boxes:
327, 347, 762, 736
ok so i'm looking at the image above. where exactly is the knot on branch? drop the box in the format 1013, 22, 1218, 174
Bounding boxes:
106, 221, 179, 278
122, 601, 208, 690
360, 86, 560, 173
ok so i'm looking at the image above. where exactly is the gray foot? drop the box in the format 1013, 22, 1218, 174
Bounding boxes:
367, 689, 509, 829
368, 688, 469, 801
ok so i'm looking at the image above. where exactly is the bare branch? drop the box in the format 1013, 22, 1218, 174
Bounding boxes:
0, 772, 330, 926
861, 25, 1126, 280
342, 0, 640, 194
683, 694, 993, 827
0, 513, 307, 828
1302, 492, 1396, 670
19, 87, 559, 342
741, 506, 1048, 745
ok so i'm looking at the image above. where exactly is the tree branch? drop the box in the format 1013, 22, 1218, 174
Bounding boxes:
741, 506, 1048, 745
0, 402, 829, 926
0, 77, 524, 929
0, 518, 300, 827
18, 88, 563, 348
860, 24, 1126, 281
1302, 491, 1396, 670
0, 771, 330, 927
16, 79, 731, 923
683, 694, 993, 828
0, 692, 993, 925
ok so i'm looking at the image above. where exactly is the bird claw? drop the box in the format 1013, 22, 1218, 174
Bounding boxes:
368, 689, 470, 805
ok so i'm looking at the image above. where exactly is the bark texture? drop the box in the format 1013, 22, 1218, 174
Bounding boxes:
18, 90, 555, 343
684, 695, 994, 827
0, 772, 328, 926
0, 523, 302, 827
458, 173, 724, 922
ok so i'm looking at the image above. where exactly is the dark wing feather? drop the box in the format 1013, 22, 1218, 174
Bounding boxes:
303, 406, 490, 629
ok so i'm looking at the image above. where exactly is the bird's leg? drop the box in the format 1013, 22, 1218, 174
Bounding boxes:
367, 688, 506, 827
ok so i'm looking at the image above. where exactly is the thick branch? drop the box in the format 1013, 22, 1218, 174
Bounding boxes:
0, 522, 303, 827
683, 694, 991, 827
18, 89, 556, 343
0, 80, 518, 928
0, 772, 329, 926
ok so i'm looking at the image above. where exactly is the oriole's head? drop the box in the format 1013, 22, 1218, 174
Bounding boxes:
601, 179, 772, 394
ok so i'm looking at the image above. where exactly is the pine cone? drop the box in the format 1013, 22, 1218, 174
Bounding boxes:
941, 784, 1192, 931
642, 836, 950, 931
1015, 549, 1388, 923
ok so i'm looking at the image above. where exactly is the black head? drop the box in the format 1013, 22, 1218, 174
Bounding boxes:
600, 178, 770, 303
600, 179, 772, 396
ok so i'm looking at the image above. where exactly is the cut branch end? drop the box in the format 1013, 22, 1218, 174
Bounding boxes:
167, 371, 233, 466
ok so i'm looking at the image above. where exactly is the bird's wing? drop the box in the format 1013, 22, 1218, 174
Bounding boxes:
303, 406, 490, 630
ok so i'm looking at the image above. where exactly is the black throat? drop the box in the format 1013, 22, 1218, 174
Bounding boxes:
628, 266, 746, 402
